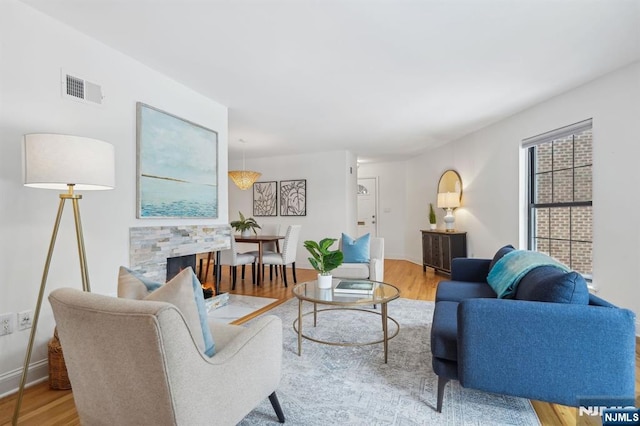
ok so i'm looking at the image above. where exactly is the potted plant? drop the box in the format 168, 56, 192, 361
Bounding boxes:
230, 211, 261, 237
304, 238, 344, 289
429, 203, 437, 230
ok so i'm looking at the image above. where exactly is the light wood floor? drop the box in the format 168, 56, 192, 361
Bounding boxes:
1, 259, 638, 425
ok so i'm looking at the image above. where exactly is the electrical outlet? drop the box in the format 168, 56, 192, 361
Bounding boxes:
0, 313, 14, 336
17, 310, 33, 331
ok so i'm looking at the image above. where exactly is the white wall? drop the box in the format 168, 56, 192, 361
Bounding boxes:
0, 0, 229, 393
402, 61, 640, 320
228, 150, 357, 269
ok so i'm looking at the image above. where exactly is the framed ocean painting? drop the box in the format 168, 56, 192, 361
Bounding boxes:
136, 102, 218, 218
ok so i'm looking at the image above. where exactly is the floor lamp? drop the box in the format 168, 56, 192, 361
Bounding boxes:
13, 134, 115, 425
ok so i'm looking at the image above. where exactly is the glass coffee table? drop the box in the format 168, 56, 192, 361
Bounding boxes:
292, 278, 400, 363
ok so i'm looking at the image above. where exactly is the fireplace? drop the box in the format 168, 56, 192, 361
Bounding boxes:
129, 225, 231, 283
166, 254, 197, 282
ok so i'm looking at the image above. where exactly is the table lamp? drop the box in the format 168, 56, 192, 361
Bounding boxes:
437, 191, 460, 232
13, 133, 115, 425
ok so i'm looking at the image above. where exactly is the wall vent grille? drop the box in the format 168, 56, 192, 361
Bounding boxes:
61, 70, 103, 105
66, 75, 85, 99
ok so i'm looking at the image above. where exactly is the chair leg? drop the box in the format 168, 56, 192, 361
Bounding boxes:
232, 266, 237, 290
252, 263, 256, 285
270, 265, 273, 280
282, 265, 288, 287
241, 264, 246, 279
268, 391, 285, 423
436, 376, 449, 413
292, 262, 297, 283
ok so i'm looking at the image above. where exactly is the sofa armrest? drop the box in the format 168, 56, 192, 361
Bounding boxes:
456, 298, 636, 407
450, 258, 491, 282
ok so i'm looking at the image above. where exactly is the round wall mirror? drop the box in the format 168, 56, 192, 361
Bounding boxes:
437, 170, 462, 201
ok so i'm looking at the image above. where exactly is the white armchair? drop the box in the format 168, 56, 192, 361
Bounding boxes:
332, 237, 384, 282
49, 288, 284, 425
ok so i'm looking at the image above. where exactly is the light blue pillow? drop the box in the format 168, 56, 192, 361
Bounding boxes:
189, 270, 216, 356
119, 266, 215, 356
342, 233, 370, 263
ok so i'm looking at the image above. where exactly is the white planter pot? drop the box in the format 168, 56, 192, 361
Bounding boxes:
430, 223, 437, 230
317, 274, 333, 289
241, 229, 251, 237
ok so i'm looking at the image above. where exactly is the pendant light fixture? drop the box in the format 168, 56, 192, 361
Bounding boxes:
228, 139, 261, 190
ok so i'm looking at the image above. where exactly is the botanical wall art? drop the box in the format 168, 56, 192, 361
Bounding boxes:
280, 179, 306, 216
136, 102, 218, 218
253, 181, 277, 216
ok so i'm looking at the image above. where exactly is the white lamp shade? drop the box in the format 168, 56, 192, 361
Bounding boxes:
23, 134, 115, 190
437, 192, 460, 208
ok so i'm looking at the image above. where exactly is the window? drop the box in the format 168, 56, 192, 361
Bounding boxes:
523, 119, 592, 278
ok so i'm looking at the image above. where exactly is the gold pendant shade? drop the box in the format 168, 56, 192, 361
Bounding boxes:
228, 170, 261, 190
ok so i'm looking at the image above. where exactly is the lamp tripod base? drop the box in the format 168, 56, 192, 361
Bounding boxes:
12, 185, 90, 426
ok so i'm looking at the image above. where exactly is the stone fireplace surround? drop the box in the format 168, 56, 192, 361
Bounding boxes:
129, 225, 231, 282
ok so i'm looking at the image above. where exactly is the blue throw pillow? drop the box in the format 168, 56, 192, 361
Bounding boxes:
489, 244, 515, 271
188, 270, 216, 356
342, 233, 370, 263
515, 266, 589, 304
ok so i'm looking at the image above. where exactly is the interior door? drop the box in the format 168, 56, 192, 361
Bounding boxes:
357, 177, 377, 238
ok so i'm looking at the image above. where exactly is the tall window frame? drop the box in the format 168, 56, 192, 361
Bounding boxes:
523, 118, 593, 279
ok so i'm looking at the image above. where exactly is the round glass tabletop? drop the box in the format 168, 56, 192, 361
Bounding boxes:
292, 278, 400, 306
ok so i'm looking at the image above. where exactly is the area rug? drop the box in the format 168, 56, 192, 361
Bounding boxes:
239, 298, 540, 425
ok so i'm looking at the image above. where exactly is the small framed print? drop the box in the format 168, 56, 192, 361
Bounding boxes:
253, 181, 277, 216
280, 179, 306, 216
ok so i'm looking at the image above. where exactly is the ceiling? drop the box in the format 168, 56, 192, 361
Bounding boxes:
20, 0, 640, 162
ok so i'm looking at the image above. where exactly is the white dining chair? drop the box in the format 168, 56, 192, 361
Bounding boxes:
246, 223, 281, 280
218, 235, 256, 290
261, 225, 301, 287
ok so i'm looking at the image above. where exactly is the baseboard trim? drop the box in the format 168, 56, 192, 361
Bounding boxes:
0, 359, 49, 399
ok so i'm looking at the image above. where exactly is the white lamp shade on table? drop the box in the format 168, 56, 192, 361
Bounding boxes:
437, 192, 460, 209
23, 133, 115, 190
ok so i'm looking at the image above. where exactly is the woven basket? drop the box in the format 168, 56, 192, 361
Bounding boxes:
48, 328, 71, 390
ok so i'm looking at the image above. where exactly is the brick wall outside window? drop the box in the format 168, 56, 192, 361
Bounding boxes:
530, 129, 592, 276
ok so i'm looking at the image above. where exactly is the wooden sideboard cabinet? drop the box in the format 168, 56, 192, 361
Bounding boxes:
421, 230, 467, 275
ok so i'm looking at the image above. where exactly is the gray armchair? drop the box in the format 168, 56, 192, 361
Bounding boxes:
49, 288, 285, 425
332, 237, 384, 282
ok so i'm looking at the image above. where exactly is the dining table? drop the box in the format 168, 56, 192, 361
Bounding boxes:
235, 235, 285, 286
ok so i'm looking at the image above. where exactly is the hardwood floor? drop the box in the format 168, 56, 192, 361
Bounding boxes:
1, 259, 638, 425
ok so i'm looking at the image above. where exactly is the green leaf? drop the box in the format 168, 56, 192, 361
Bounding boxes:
304, 238, 343, 274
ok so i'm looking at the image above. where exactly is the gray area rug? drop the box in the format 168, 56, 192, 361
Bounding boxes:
240, 298, 540, 425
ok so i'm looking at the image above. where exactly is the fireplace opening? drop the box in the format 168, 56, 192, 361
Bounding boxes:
166, 254, 197, 282
166, 253, 214, 299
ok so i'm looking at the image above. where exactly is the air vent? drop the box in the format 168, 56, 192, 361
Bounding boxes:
66, 75, 84, 99
61, 70, 103, 105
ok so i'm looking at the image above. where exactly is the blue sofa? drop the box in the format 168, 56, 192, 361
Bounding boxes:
430, 246, 636, 412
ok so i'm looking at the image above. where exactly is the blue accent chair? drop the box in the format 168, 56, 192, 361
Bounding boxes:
431, 255, 636, 412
